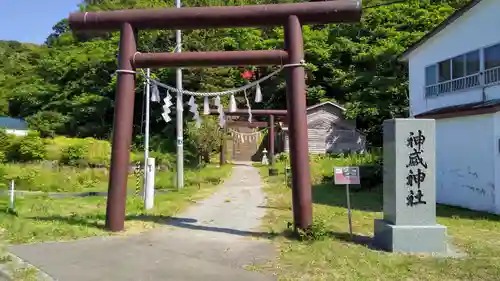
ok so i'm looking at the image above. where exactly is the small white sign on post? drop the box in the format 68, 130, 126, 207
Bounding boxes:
144, 157, 156, 210
9, 180, 15, 211
334, 166, 361, 239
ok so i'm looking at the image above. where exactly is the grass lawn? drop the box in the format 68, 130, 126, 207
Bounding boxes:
0, 250, 39, 281
0, 164, 232, 244
0, 162, 229, 193
257, 158, 500, 281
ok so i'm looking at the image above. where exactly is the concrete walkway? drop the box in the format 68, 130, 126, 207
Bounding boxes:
8, 164, 276, 281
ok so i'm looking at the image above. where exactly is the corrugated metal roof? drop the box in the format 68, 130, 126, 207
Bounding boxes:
307, 101, 346, 112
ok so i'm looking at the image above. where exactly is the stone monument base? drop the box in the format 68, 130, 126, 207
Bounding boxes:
373, 219, 447, 253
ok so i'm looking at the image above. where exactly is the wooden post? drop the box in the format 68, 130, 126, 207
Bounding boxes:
220, 121, 227, 166
268, 114, 278, 176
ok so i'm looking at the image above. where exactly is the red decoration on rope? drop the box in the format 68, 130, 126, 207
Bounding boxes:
241, 69, 254, 80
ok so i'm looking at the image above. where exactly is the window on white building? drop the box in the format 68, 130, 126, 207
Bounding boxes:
449, 51, 480, 79
465, 50, 480, 75
425, 65, 437, 86
485, 43, 500, 70
452, 55, 465, 79
438, 60, 451, 82
424, 48, 484, 97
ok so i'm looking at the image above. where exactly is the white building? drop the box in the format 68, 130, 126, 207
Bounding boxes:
400, 0, 500, 214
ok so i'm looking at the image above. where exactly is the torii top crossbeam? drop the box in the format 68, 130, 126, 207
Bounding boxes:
69, 1, 361, 31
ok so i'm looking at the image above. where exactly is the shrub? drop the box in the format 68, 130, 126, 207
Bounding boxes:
359, 156, 383, 190
25, 111, 68, 138
130, 152, 143, 164
185, 117, 222, 164
1, 132, 173, 169
84, 138, 111, 167
297, 219, 330, 241
0, 129, 12, 146
47, 136, 111, 167
7, 132, 47, 162
0, 130, 14, 163
150, 151, 174, 168
275, 153, 290, 163
61, 143, 89, 167
130, 151, 175, 168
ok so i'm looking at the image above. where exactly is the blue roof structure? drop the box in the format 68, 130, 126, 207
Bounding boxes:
0, 117, 28, 130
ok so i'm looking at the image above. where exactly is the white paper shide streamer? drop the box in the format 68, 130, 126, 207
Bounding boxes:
203, 96, 210, 115
161, 90, 173, 123
214, 96, 225, 128
229, 94, 237, 113
229, 129, 262, 144
254, 83, 262, 103
151, 83, 161, 103
243, 90, 252, 123
188, 96, 201, 128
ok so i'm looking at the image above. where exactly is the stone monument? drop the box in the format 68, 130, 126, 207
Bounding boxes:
373, 118, 447, 253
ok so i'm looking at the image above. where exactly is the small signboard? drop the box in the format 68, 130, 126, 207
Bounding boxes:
334, 166, 360, 185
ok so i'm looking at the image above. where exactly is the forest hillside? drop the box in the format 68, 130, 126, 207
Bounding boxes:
0, 0, 471, 148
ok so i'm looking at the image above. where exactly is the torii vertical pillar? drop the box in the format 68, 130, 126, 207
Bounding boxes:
284, 15, 313, 230
106, 23, 137, 231
268, 114, 278, 176
219, 121, 227, 166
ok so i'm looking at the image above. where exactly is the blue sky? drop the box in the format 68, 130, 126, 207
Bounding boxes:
0, 0, 81, 44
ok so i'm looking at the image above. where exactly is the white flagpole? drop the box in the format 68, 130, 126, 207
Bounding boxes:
175, 0, 184, 189
143, 68, 151, 197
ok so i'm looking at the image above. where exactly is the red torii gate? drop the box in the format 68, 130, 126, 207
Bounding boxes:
68, 1, 361, 232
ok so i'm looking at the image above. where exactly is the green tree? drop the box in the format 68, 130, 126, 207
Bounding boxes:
185, 117, 223, 164
26, 111, 68, 138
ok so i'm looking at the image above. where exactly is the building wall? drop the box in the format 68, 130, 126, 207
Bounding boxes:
283, 117, 366, 154
493, 112, 500, 214
435, 114, 497, 213
4, 129, 28, 136
282, 104, 366, 154
407, 0, 500, 116
308, 128, 327, 154
326, 129, 366, 154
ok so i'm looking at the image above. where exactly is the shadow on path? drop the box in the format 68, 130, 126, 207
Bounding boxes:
165, 217, 278, 238
31, 214, 282, 239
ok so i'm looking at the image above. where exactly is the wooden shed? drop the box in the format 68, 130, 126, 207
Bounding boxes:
280, 101, 366, 154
